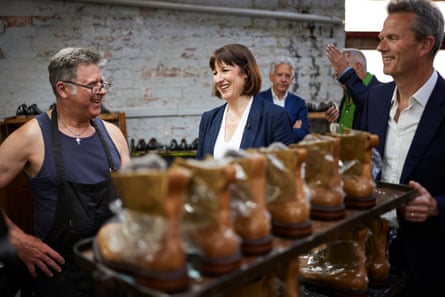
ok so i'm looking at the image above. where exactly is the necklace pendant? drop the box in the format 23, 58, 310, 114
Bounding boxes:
76, 136, 81, 145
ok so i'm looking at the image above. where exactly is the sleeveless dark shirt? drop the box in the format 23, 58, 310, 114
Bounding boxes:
26, 113, 121, 239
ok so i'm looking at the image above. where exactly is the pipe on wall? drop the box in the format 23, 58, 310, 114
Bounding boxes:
73, 0, 344, 25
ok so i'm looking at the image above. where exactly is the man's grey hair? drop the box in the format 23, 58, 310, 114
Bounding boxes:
342, 48, 368, 72
48, 47, 102, 95
269, 56, 296, 75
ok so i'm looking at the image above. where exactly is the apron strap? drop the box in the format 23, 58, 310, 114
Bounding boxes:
91, 118, 117, 172
50, 107, 64, 179
50, 106, 117, 179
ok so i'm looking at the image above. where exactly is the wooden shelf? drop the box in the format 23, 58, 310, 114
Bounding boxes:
0, 112, 127, 142
74, 182, 414, 297
308, 112, 327, 119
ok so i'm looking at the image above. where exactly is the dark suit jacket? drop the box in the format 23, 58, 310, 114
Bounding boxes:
255, 88, 309, 142
361, 75, 445, 295
196, 96, 295, 159
339, 68, 381, 129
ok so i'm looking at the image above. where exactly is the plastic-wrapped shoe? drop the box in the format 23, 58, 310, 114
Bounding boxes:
329, 128, 379, 209
224, 150, 273, 256
366, 218, 390, 288
95, 154, 190, 293
299, 228, 369, 296
172, 157, 241, 276
293, 134, 346, 220
256, 143, 312, 238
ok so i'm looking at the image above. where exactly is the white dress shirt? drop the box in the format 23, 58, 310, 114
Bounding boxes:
272, 89, 287, 107
380, 71, 437, 226
381, 71, 437, 183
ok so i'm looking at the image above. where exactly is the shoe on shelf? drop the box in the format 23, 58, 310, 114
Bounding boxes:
179, 138, 188, 151
169, 139, 179, 151
147, 138, 162, 150
16, 103, 28, 117
26, 103, 42, 115
135, 139, 146, 152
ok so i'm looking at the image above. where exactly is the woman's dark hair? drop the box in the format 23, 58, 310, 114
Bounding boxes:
209, 44, 262, 98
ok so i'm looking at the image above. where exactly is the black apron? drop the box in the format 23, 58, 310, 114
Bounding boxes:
34, 108, 118, 297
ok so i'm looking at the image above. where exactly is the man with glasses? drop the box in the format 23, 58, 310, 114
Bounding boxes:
0, 47, 130, 297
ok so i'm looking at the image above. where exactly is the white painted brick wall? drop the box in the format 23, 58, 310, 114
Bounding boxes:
0, 0, 345, 145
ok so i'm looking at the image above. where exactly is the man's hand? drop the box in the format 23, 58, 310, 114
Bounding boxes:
326, 44, 349, 77
401, 181, 439, 222
9, 226, 65, 278
293, 120, 302, 129
325, 106, 339, 123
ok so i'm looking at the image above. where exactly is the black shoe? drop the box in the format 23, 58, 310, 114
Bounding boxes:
16, 103, 28, 117
179, 138, 188, 151
169, 139, 179, 151
146, 138, 161, 150
26, 104, 42, 115
191, 138, 199, 150
135, 139, 146, 152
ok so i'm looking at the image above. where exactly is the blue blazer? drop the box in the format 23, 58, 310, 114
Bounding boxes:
196, 96, 295, 159
361, 75, 445, 294
255, 88, 309, 142
338, 68, 381, 129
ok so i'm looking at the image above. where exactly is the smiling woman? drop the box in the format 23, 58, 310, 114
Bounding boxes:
196, 43, 295, 160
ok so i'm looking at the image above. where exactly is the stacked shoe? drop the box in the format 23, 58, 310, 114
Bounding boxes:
172, 157, 242, 276
292, 134, 346, 220
299, 228, 369, 296
329, 128, 379, 209
95, 154, 190, 293
298, 218, 391, 296
224, 149, 273, 256
256, 143, 312, 238
366, 218, 390, 288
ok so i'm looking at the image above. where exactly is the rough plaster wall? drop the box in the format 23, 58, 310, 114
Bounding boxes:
0, 0, 345, 145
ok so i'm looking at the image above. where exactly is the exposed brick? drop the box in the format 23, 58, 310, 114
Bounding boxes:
1, 16, 52, 28
0, 0, 345, 144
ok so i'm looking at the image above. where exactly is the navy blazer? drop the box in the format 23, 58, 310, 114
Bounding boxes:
196, 96, 295, 159
255, 88, 309, 142
338, 68, 381, 129
361, 75, 445, 294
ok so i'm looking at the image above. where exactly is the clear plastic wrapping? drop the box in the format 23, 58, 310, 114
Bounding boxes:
95, 153, 188, 278
293, 134, 345, 211
171, 158, 241, 260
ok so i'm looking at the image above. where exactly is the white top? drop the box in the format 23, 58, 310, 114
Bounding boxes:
272, 88, 287, 107
213, 97, 253, 159
381, 71, 437, 183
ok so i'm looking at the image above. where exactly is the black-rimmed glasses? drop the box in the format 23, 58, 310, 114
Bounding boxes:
62, 80, 111, 93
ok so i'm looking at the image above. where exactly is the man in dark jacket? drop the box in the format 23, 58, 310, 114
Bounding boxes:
325, 46, 381, 131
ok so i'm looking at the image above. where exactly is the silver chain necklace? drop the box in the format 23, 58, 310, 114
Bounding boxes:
60, 118, 90, 145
